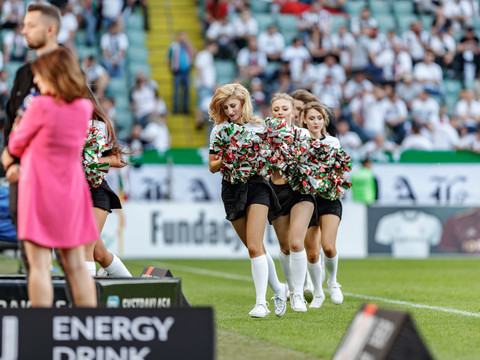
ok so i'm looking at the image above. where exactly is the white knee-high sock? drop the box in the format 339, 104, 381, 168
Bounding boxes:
307, 260, 325, 297
104, 255, 132, 277
290, 250, 307, 295
85, 261, 96, 276
278, 251, 294, 293
325, 254, 338, 285
265, 252, 282, 295
251, 254, 268, 305
320, 247, 326, 284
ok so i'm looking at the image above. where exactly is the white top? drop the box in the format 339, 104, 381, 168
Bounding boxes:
85, 63, 108, 83
232, 16, 258, 38
90, 119, 112, 153
0, 0, 24, 26
413, 61, 443, 85
3, 30, 28, 59
236, 48, 268, 69
206, 21, 236, 42
411, 97, 440, 126
142, 122, 171, 154
454, 99, 480, 127
344, 79, 373, 100
281, 45, 311, 83
57, 12, 78, 45
100, 32, 129, 59
316, 133, 341, 149
400, 134, 434, 151
257, 31, 286, 56
338, 131, 362, 150
101, 0, 124, 19
375, 210, 442, 258
195, 49, 216, 89
130, 83, 158, 119
401, 29, 430, 61
316, 63, 346, 85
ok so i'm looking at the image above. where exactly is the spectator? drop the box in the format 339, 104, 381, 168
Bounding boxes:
456, 124, 480, 151
168, 30, 195, 114
429, 24, 456, 73
413, 50, 445, 97
281, 37, 311, 86
316, 53, 346, 85
3, 24, 29, 62
401, 21, 430, 64
236, 36, 268, 84
350, 26, 371, 74
306, 26, 334, 64
206, 16, 236, 59
296, 58, 317, 91
374, 41, 413, 83
205, 0, 229, 27
100, 0, 125, 29
454, 88, 480, 132
350, 158, 377, 205
455, 27, 480, 83
232, 7, 258, 49
99, 96, 117, 130
331, 25, 356, 74
432, 106, 460, 150
123, 124, 148, 158
311, 73, 343, 119
1, 0, 25, 29
350, 84, 386, 140
81, 0, 99, 46
130, 72, 167, 127
123, 0, 150, 31
360, 133, 397, 162
343, 69, 373, 103
250, 77, 269, 118
82, 55, 110, 98
395, 72, 423, 109
365, 24, 388, 83
257, 24, 285, 62
400, 122, 434, 151
141, 113, 171, 155
381, 84, 409, 144
411, 88, 441, 136
298, 0, 331, 43
350, 6, 377, 37
57, 3, 79, 51
100, 20, 129, 77
336, 118, 363, 155
195, 40, 217, 128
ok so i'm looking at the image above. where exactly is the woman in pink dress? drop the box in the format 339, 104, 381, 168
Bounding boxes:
8, 47, 98, 307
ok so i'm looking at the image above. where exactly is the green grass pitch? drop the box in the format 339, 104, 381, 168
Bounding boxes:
0, 257, 478, 359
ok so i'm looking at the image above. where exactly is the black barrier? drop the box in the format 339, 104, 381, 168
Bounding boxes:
333, 303, 433, 360
0, 307, 214, 359
141, 266, 190, 307
0, 275, 183, 308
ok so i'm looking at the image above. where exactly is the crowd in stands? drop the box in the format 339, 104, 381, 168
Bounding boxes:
0, 0, 170, 157
198, 0, 480, 161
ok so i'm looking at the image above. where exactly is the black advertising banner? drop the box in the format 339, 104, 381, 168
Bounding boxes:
367, 205, 480, 257
333, 304, 432, 360
0, 307, 214, 360
0, 276, 183, 309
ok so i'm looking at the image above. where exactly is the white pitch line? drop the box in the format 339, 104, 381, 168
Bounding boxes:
160, 263, 480, 319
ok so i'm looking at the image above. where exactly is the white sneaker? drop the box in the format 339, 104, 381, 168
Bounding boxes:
272, 284, 288, 317
309, 294, 326, 309
290, 293, 307, 312
249, 302, 270, 318
328, 282, 344, 305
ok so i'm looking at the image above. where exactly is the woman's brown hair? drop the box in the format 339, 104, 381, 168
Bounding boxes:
31, 47, 87, 103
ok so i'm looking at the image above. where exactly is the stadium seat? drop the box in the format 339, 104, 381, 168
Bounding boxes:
376, 14, 396, 33
277, 14, 298, 33
395, 14, 418, 34
369, 0, 391, 15
127, 30, 146, 47
115, 109, 134, 132
392, 1, 414, 14
113, 95, 131, 112
250, 0, 270, 13
419, 14, 434, 29
106, 76, 129, 97
330, 15, 349, 33
444, 79, 463, 97
345, 1, 367, 17
253, 13, 275, 33
282, 30, 299, 45
127, 45, 149, 63
126, 13, 145, 31
74, 29, 87, 46
128, 62, 152, 84
214, 60, 237, 85
76, 45, 99, 60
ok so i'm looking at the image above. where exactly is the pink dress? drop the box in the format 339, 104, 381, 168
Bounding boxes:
8, 96, 99, 249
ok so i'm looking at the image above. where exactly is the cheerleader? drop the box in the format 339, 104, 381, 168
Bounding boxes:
300, 102, 344, 307
83, 92, 132, 278
268, 93, 315, 313
208, 84, 286, 318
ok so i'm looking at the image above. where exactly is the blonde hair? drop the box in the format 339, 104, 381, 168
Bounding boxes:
209, 83, 261, 125
300, 101, 330, 133
270, 92, 295, 125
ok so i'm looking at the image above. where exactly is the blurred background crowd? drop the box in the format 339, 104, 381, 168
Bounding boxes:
0, 0, 480, 163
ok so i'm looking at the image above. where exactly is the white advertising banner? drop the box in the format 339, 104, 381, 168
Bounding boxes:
373, 163, 480, 205
124, 163, 480, 206
102, 202, 367, 259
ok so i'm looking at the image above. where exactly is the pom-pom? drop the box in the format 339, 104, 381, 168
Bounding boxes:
83, 126, 110, 188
